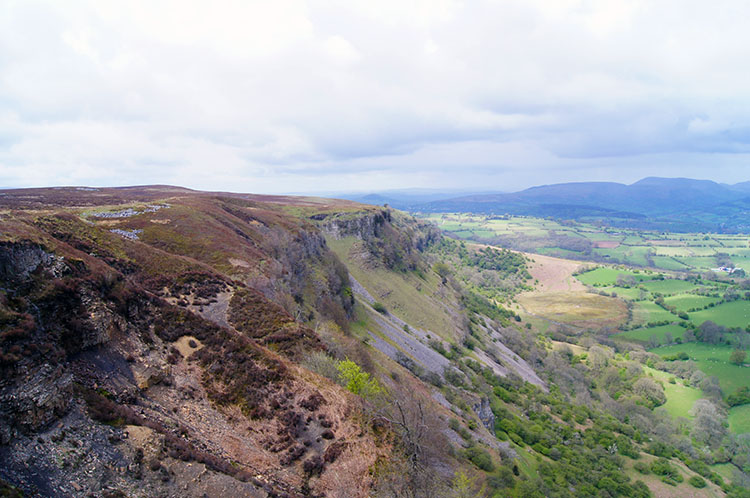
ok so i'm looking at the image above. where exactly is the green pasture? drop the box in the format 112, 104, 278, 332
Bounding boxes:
600, 285, 644, 300
651, 343, 750, 394
663, 294, 721, 312
677, 256, 717, 270
640, 279, 698, 295
650, 256, 691, 271
644, 367, 703, 420
729, 404, 750, 434
575, 267, 648, 286
689, 300, 750, 328
616, 324, 685, 344
632, 301, 679, 325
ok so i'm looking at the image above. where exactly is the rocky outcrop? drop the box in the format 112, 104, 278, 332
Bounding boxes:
473, 397, 495, 432
0, 241, 65, 284
319, 210, 390, 241
0, 365, 72, 445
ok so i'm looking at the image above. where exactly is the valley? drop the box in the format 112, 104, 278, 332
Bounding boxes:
423, 212, 750, 495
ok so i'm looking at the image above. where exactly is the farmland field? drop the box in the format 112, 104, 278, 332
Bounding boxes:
644, 367, 702, 419
664, 294, 721, 312
651, 343, 750, 394
729, 404, 750, 434
640, 279, 699, 295
689, 300, 750, 329
420, 213, 750, 274
574, 267, 648, 286
616, 324, 686, 344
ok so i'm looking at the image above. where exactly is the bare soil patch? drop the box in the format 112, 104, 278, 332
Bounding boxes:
174, 335, 203, 358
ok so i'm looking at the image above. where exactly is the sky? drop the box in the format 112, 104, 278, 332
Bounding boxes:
2, 0, 750, 194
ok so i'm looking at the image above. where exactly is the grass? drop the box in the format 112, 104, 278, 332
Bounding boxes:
599, 285, 645, 300
711, 463, 739, 486
663, 294, 721, 312
631, 301, 679, 325
616, 324, 685, 344
516, 291, 627, 327
574, 267, 647, 286
728, 404, 750, 434
326, 236, 460, 341
419, 213, 750, 275
640, 279, 698, 295
643, 367, 703, 419
650, 343, 750, 394
689, 300, 750, 328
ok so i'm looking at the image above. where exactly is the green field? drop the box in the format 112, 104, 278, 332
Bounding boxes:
729, 404, 750, 434
664, 294, 721, 312
651, 343, 750, 394
640, 279, 698, 295
420, 213, 750, 274
574, 267, 648, 286
644, 367, 703, 419
616, 324, 686, 344
689, 300, 750, 328
600, 285, 644, 300
632, 301, 679, 325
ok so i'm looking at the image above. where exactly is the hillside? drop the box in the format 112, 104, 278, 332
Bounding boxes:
409, 178, 750, 232
1, 186, 748, 497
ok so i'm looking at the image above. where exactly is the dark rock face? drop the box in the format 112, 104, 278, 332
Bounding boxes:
473, 397, 495, 432
0, 365, 72, 445
0, 241, 65, 284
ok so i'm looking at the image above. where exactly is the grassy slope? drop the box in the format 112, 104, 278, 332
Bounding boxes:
326, 236, 461, 342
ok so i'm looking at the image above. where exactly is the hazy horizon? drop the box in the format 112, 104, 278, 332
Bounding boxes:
3, 1, 750, 194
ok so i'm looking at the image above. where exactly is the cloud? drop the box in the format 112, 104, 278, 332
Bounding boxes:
1, 0, 750, 192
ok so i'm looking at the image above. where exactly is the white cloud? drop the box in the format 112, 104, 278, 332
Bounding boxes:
2, 0, 750, 192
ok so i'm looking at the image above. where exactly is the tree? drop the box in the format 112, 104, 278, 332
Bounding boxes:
337, 359, 382, 398
633, 377, 666, 407
730, 349, 747, 366
690, 399, 727, 448
696, 321, 725, 344
450, 471, 482, 498
616, 274, 637, 287
432, 262, 452, 284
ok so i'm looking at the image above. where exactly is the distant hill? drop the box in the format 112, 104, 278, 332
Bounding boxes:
407, 177, 750, 232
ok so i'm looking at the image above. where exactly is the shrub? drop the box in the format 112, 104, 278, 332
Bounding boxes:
372, 302, 387, 314
336, 359, 382, 398
633, 461, 650, 475
688, 475, 707, 488
464, 446, 494, 472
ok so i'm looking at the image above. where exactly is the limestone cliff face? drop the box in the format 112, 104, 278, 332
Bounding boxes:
320, 209, 440, 271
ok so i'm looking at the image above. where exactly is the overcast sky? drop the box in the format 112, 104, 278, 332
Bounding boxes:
2, 0, 750, 193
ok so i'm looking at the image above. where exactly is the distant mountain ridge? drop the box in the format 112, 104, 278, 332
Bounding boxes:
352, 177, 750, 233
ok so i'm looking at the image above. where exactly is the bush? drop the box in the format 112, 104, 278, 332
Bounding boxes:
688, 475, 707, 488
336, 359, 382, 398
372, 302, 387, 314
464, 446, 494, 472
633, 461, 650, 475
